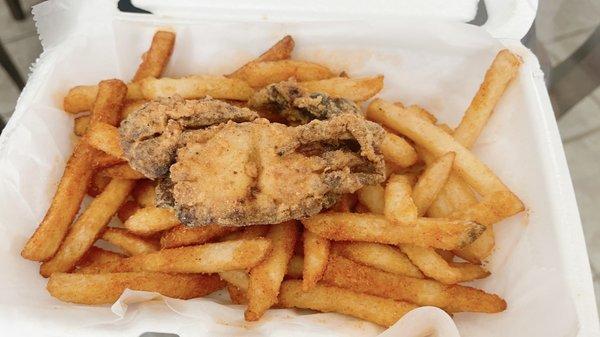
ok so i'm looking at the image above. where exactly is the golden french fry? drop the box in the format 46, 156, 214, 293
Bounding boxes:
287, 255, 304, 279
436, 249, 455, 263
160, 224, 239, 249
400, 244, 489, 284
117, 200, 141, 222
454, 229, 495, 264
329, 193, 357, 212
22, 80, 127, 261
39, 179, 135, 277
405, 105, 437, 123
220, 225, 270, 242
367, 99, 523, 203
73, 115, 90, 136
76, 246, 126, 270
92, 151, 125, 169
47, 272, 224, 304
220, 270, 250, 291
124, 206, 180, 236
79, 239, 272, 274
357, 184, 385, 214
120, 99, 147, 119
453, 50, 521, 148
412, 151, 455, 216
302, 230, 330, 291
230, 60, 333, 88
84, 122, 124, 159
63, 83, 143, 114
298, 76, 384, 101
132, 31, 176, 82
98, 163, 145, 180
303, 213, 485, 250
246, 221, 298, 321
449, 190, 524, 227
132, 180, 156, 207
381, 132, 418, 168
101, 227, 159, 255
279, 280, 417, 327
323, 254, 505, 313
140, 75, 254, 101
227, 283, 248, 304
228, 35, 294, 77
87, 167, 112, 197
333, 242, 423, 278
384, 174, 418, 223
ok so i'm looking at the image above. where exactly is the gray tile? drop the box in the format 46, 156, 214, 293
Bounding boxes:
558, 87, 600, 142
0, 0, 43, 42
0, 34, 42, 121
536, 0, 600, 45
563, 130, 600, 273
544, 28, 597, 66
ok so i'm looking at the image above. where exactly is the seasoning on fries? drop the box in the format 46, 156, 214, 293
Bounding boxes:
22, 31, 525, 328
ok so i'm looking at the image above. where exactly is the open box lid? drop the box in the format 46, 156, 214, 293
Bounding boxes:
132, 0, 537, 40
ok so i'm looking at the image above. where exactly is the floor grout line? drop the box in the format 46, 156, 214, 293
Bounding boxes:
539, 24, 599, 45
2, 30, 38, 44
563, 126, 600, 144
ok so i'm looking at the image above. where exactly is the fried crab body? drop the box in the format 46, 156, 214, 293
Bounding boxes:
120, 95, 385, 226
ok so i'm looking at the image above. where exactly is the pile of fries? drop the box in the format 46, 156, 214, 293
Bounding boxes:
21, 31, 525, 327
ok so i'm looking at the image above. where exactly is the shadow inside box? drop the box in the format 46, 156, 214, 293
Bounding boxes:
140, 333, 178, 337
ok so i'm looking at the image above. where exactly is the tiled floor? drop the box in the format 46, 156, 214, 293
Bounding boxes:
0, 0, 599, 317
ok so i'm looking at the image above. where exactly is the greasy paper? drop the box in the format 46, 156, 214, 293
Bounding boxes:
0, 0, 582, 336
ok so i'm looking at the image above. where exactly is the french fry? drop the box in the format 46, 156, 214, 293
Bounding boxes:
227, 283, 248, 304
230, 60, 333, 88
279, 280, 417, 327
436, 249, 455, 263
220, 270, 250, 291
132, 180, 156, 207
221, 225, 269, 241
124, 206, 180, 236
87, 170, 111, 197
63, 82, 143, 113
120, 99, 147, 119
98, 163, 145, 180
246, 221, 298, 321
323, 254, 506, 313
298, 76, 384, 101
228, 35, 294, 77
84, 122, 124, 159
73, 115, 90, 136
287, 255, 304, 279
380, 132, 418, 168
357, 184, 385, 214
132, 31, 176, 82
448, 191, 524, 227
47, 272, 224, 304
117, 200, 141, 222
302, 230, 330, 291
405, 105, 437, 123
140, 75, 254, 101
367, 99, 523, 202
412, 151, 455, 216
22, 80, 127, 261
333, 242, 423, 278
92, 151, 125, 169
453, 50, 521, 148
400, 244, 489, 284
39, 179, 135, 277
454, 230, 495, 264
101, 227, 159, 255
354, 203, 371, 213
302, 213, 485, 250
384, 174, 418, 223
76, 246, 126, 270
160, 224, 239, 249
330, 193, 357, 212
79, 239, 272, 274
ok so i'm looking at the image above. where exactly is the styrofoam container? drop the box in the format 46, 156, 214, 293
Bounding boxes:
0, 0, 597, 336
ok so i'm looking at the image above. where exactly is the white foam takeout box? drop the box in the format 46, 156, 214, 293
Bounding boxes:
0, 0, 598, 336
